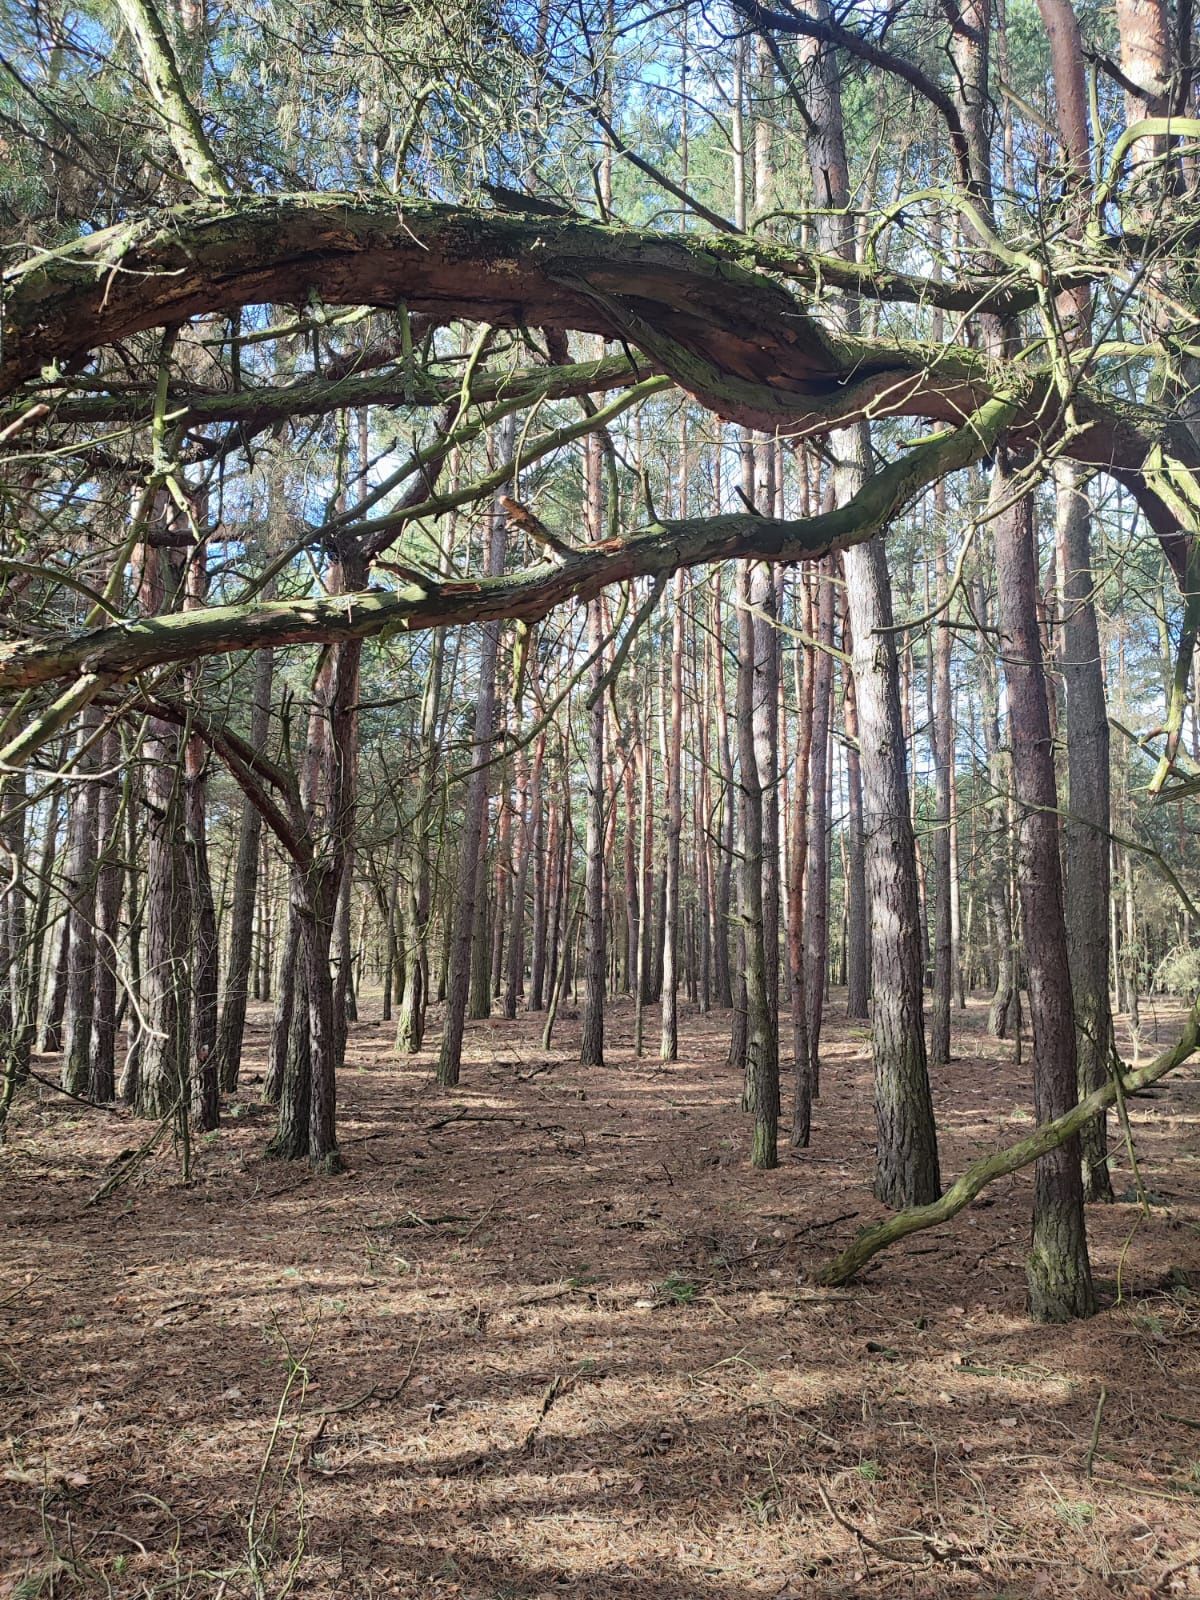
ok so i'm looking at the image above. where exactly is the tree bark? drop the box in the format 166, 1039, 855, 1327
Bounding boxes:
845, 531, 942, 1208
581, 593, 607, 1066
737, 562, 779, 1167
993, 460, 1096, 1321
930, 535, 954, 1067
660, 571, 685, 1062
90, 729, 124, 1104
212, 641, 274, 1091
60, 709, 101, 1098
1056, 463, 1115, 1203
437, 418, 513, 1087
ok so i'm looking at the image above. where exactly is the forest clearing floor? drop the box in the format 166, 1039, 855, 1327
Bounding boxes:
2, 993, 1200, 1599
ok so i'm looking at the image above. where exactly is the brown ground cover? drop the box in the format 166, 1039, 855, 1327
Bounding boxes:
2, 992, 1199, 1599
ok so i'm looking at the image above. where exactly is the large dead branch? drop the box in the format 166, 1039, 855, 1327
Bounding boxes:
0, 199, 1118, 441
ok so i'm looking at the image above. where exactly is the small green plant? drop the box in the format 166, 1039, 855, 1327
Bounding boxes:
658, 1273, 698, 1305
1055, 1500, 1096, 1530
855, 1459, 881, 1482
742, 1488, 778, 1525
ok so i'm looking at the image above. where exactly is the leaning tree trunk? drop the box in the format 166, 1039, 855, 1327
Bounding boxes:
993, 461, 1096, 1322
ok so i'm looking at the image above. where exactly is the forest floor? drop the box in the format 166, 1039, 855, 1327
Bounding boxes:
2, 993, 1200, 1600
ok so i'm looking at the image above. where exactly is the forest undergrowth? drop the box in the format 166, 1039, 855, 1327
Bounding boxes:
2, 994, 1199, 1599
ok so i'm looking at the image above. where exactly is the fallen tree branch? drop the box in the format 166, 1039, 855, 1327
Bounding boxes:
818, 1001, 1200, 1286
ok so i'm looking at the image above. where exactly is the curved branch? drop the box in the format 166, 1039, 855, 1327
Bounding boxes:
819, 1000, 1200, 1285
2, 196, 1185, 570
1, 197, 1144, 453
0, 394, 1017, 696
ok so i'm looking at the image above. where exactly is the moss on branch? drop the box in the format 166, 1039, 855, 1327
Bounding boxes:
819, 1001, 1200, 1286
0, 396, 1016, 705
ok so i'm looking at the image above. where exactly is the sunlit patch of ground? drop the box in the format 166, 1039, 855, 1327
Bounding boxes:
1, 992, 1198, 1597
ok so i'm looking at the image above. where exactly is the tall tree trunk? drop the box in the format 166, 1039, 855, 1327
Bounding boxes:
529, 734, 549, 1012
843, 642, 869, 1020
788, 586, 814, 1145
804, 559, 834, 1095
505, 743, 534, 1020
133, 524, 190, 1122
184, 721, 219, 1131
1035, 0, 1115, 1203
267, 935, 310, 1159
993, 462, 1096, 1321
396, 626, 445, 1052
846, 530, 942, 1208
796, 0, 938, 1200
0, 773, 33, 1104
661, 571, 685, 1062
266, 905, 301, 1105
213, 641, 274, 1091
90, 729, 124, 1104
712, 577, 735, 1009
930, 534, 954, 1066
738, 561, 778, 1167
437, 418, 513, 1086
581, 594, 607, 1066
1056, 464, 1115, 1202
752, 548, 780, 1042
60, 708, 101, 1097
